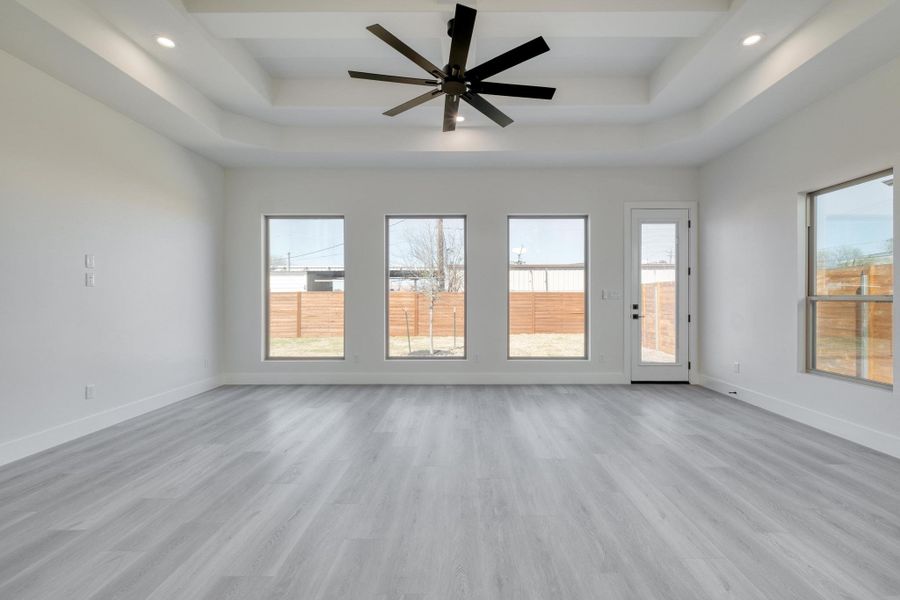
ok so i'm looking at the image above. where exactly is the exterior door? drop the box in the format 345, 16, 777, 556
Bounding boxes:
630, 209, 690, 382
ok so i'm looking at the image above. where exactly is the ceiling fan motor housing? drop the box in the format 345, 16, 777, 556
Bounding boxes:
442, 79, 467, 96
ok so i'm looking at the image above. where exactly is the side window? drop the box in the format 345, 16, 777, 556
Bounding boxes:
265, 217, 345, 359
808, 171, 893, 386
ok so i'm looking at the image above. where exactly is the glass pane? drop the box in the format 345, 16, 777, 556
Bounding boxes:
267, 218, 344, 358
813, 300, 892, 385
814, 173, 893, 296
387, 217, 465, 358
508, 218, 586, 358
640, 223, 677, 364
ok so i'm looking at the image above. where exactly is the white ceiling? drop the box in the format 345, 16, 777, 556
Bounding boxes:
2, 0, 900, 167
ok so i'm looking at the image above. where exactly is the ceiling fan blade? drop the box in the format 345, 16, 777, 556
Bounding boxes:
366, 24, 445, 78
465, 37, 550, 82
349, 71, 438, 86
471, 81, 555, 100
384, 89, 444, 117
443, 94, 461, 132
447, 3, 477, 76
462, 92, 513, 128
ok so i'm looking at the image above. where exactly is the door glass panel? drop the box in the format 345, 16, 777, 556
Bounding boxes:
641, 223, 677, 364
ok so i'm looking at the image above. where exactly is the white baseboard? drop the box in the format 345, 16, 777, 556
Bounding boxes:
699, 374, 900, 460
0, 376, 222, 468
223, 372, 628, 385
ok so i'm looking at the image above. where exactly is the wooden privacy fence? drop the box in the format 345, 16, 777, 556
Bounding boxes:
640, 282, 676, 356
387, 292, 466, 337
268, 264, 892, 382
814, 263, 892, 384
508, 292, 585, 334
269, 292, 344, 338
269, 291, 588, 339
817, 263, 892, 296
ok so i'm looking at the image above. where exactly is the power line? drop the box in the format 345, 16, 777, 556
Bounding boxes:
271, 219, 464, 264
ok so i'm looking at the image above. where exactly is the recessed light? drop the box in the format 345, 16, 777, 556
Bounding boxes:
156, 36, 176, 49
742, 33, 764, 47
455, 115, 465, 123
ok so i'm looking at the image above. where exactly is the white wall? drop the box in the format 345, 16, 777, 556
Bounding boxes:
699, 56, 900, 458
224, 167, 698, 384
0, 51, 224, 465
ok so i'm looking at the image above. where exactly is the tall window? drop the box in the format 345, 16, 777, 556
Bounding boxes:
265, 217, 344, 359
808, 170, 893, 386
386, 217, 466, 359
508, 216, 587, 359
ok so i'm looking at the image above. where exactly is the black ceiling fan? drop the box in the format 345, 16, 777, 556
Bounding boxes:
348, 3, 555, 132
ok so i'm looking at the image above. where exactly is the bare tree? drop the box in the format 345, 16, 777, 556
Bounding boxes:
400, 220, 465, 354
818, 245, 866, 268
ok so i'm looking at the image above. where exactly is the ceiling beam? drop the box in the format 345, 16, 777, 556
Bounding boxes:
185, 0, 732, 14
649, 0, 831, 112
273, 76, 647, 109
84, 0, 274, 109
191, 10, 725, 40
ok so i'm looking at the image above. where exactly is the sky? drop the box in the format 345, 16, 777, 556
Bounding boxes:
816, 175, 893, 260
388, 218, 465, 267
268, 217, 468, 269
508, 218, 585, 264
640, 223, 677, 265
269, 216, 667, 267
266, 174, 894, 271
269, 218, 344, 268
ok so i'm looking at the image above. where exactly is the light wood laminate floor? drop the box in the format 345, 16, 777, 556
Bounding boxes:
1, 384, 899, 599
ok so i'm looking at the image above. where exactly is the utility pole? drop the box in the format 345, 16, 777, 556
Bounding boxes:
436, 218, 446, 291
514, 245, 527, 265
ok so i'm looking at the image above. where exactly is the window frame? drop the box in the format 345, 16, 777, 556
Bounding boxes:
263, 215, 347, 361
384, 214, 468, 361
506, 215, 590, 361
806, 169, 894, 388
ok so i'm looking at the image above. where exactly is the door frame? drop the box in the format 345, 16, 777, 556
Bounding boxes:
623, 202, 698, 384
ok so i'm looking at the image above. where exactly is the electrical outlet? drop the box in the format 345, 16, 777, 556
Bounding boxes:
85, 273, 96, 287
84, 384, 95, 400
733, 362, 741, 374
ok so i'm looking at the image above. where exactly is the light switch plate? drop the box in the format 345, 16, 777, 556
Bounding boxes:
84, 254, 95, 269
85, 273, 96, 287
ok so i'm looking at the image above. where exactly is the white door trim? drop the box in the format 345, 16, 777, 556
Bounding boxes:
623, 202, 698, 384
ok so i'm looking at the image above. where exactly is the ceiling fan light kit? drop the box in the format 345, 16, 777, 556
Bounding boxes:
349, 3, 556, 132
